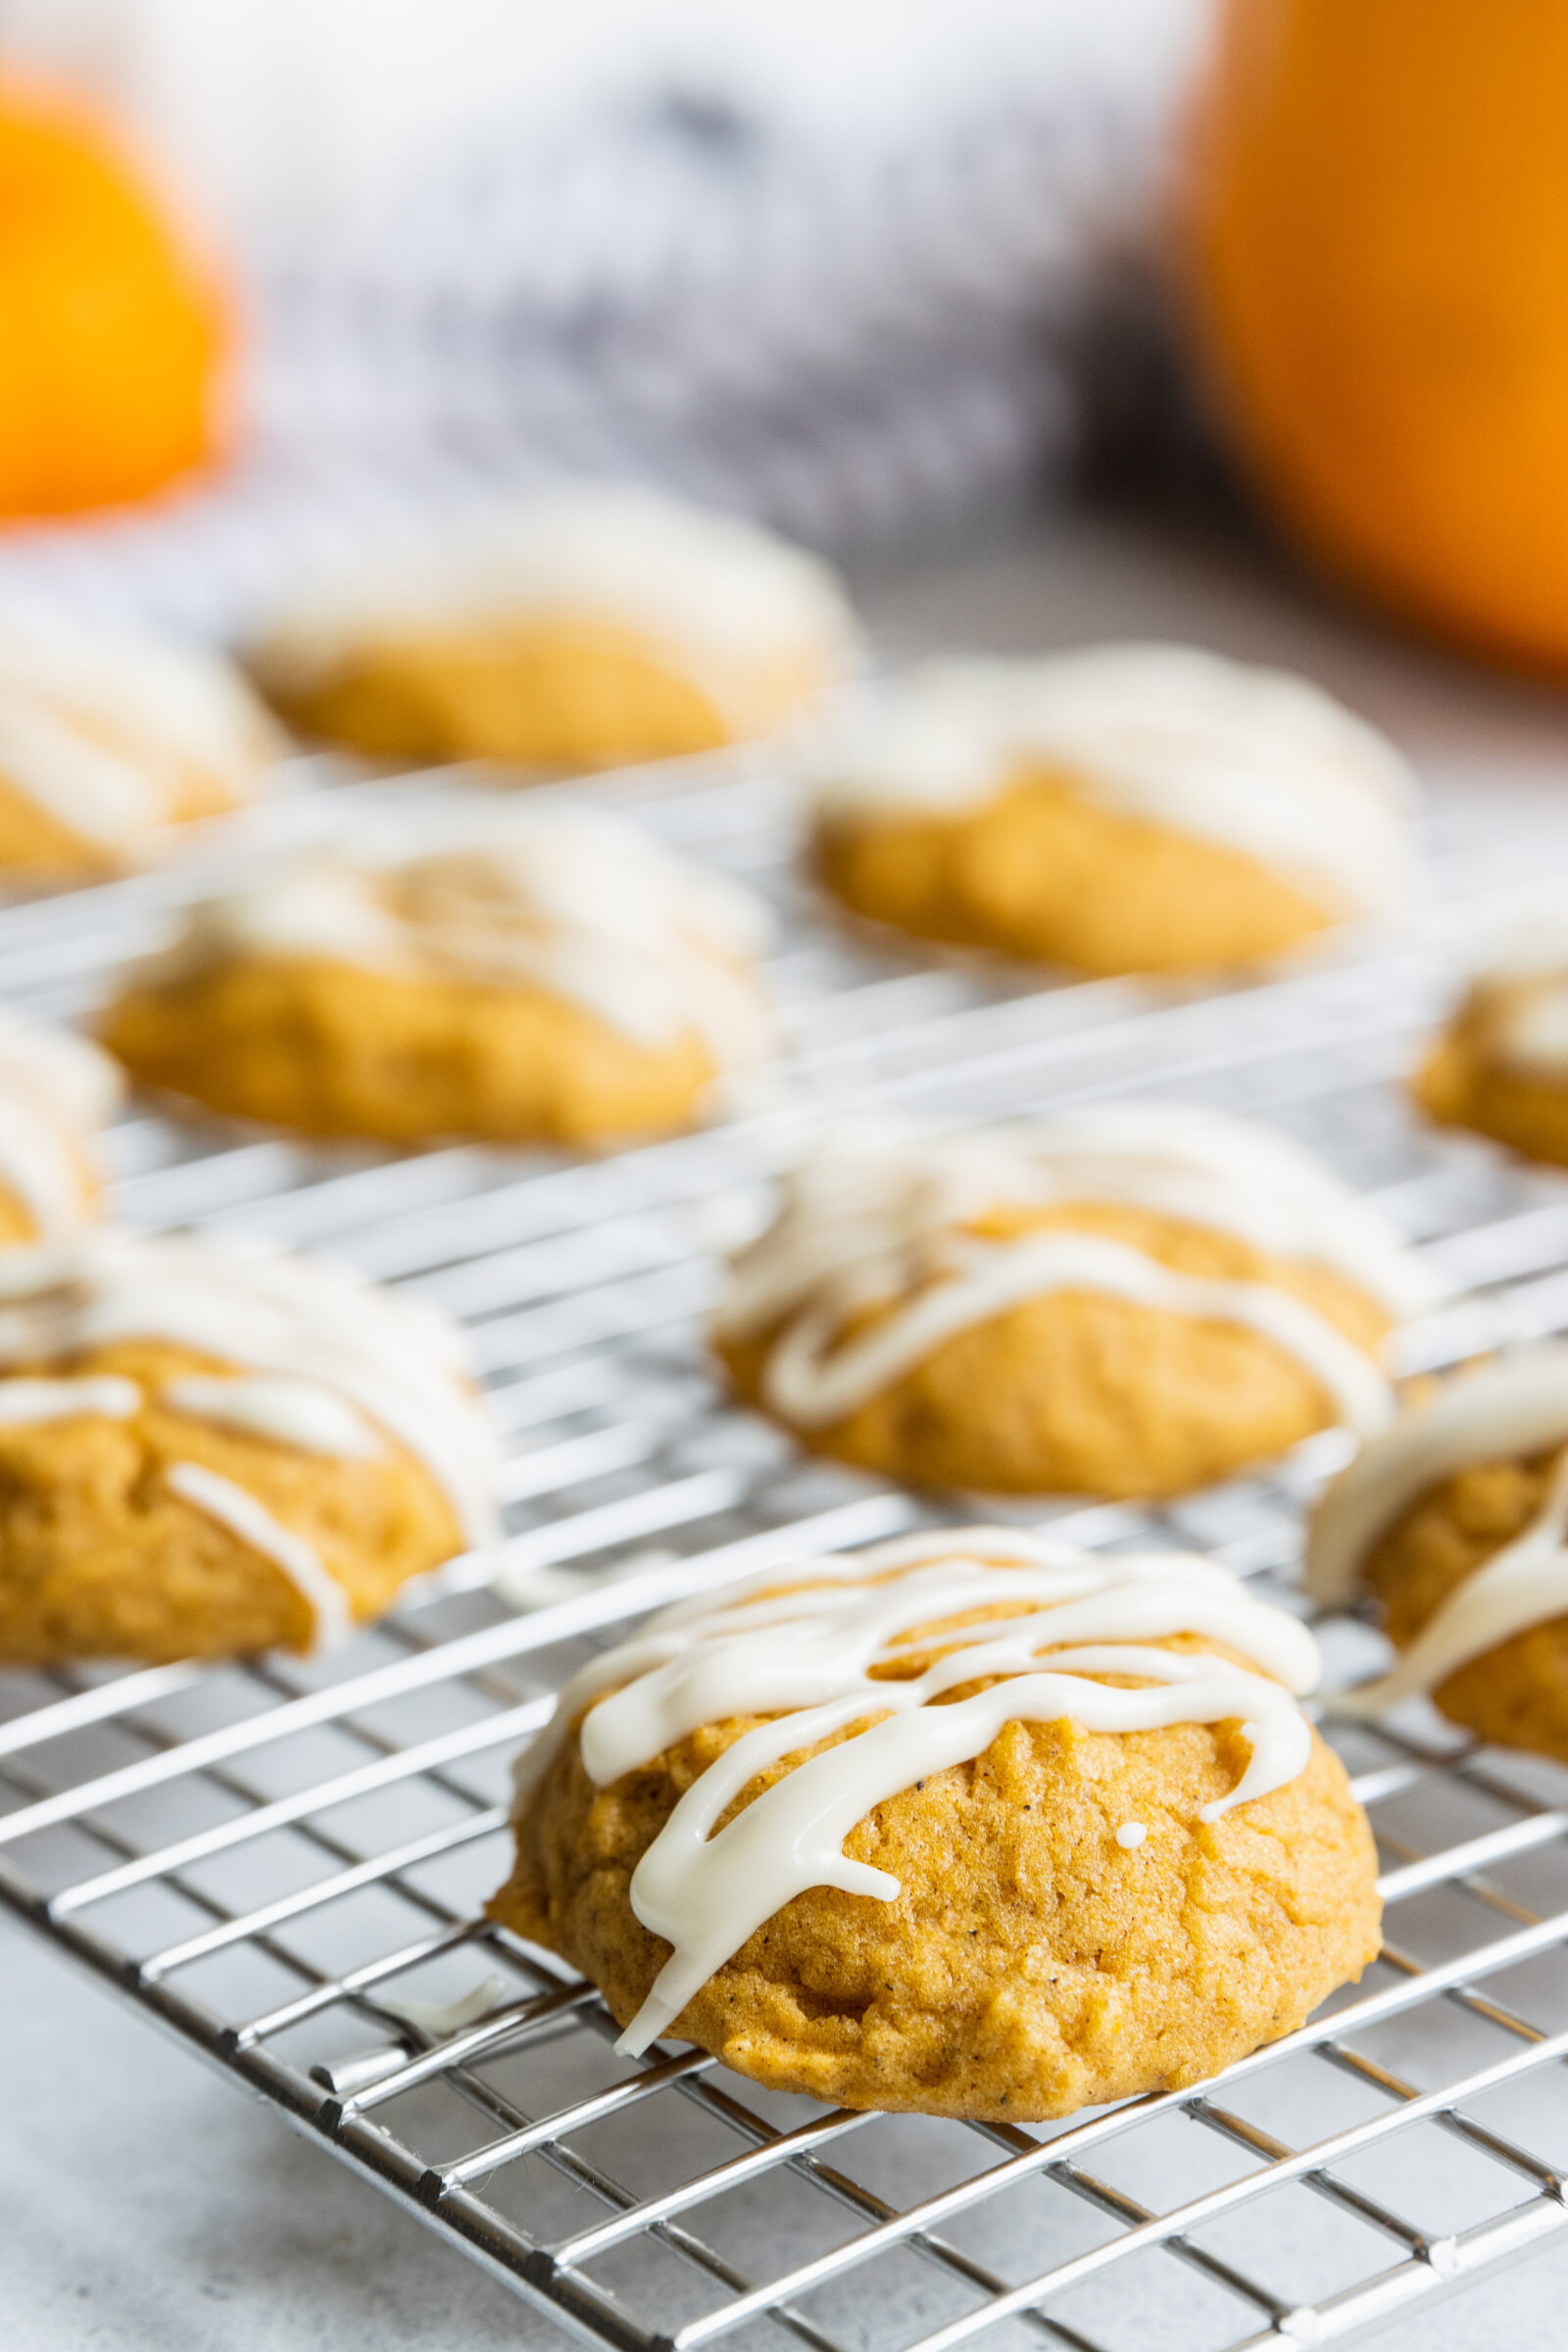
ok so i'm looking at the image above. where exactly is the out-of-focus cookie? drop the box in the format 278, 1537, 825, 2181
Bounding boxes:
712, 1106, 1433, 1496
492, 1524, 1381, 2120
809, 647, 1414, 974
0, 1000, 122, 1246
0, 618, 280, 876
249, 485, 858, 768
0, 1233, 498, 1665
1308, 1348, 1568, 1762
99, 805, 774, 1147
1413, 926, 1568, 1167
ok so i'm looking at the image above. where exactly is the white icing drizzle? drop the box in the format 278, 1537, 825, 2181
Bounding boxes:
1115, 1821, 1149, 1849
0, 617, 278, 850
716, 1109, 1431, 1437
161, 1375, 382, 1457
0, 1374, 139, 1425
148, 805, 774, 1074
376, 1973, 511, 2036
0, 1001, 122, 1241
810, 648, 1416, 917
251, 482, 858, 733
167, 1459, 352, 1654
510, 1527, 1320, 2058
1306, 1348, 1568, 1711
0, 1233, 499, 1550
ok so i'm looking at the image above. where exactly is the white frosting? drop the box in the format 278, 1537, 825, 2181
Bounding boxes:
810, 648, 1416, 917
1115, 1822, 1149, 1849
0, 1001, 122, 1242
161, 1375, 382, 1457
0, 1233, 498, 1549
0, 617, 278, 851
167, 1458, 352, 1654
509, 1527, 1320, 2057
716, 1109, 1432, 1437
1306, 1349, 1568, 1713
251, 483, 858, 732
0, 1374, 139, 1425
155, 805, 774, 1073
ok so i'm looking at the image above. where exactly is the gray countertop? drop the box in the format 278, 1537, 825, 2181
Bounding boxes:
8, 504, 1568, 2349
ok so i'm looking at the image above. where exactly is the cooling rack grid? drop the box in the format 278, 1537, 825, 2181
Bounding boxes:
5, 749, 1568, 2352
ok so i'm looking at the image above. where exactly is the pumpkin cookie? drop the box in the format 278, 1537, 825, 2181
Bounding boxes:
0, 1000, 120, 1246
249, 484, 858, 768
712, 1107, 1432, 1497
492, 1525, 1381, 2120
0, 617, 279, 876
0, 1232, 498, 1664
809, 647, 1415, 974
1308, 1349, 1568, 1762
1413, 928, 1568, 1166
99, 805, 773, 1147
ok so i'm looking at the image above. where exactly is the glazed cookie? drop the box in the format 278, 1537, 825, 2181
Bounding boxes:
0, 1000, 122, 1246
0, 617, 280, 876
492, 1525, 1381, 2120
712, 1107, 1432, 1497
1308, 1349, 1568, 1762
99, 806, 773, 1147
249, 485, 858, 767
0, 1233, 498, 1665
1413, 927, 1568, 1166
809, 647, 1414, 974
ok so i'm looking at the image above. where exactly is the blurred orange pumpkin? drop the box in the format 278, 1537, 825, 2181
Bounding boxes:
0, 75, 226, 519
1189, 0, 1568, 671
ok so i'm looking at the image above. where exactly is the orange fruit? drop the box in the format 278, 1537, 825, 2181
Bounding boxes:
0, 75, 227, 518
1188, 0, 1568, 671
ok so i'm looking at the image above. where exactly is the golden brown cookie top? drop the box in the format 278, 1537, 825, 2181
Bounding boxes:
715, 1107, 1432, 1437
126, 803, 775, 1077
512, 1524, 1325, 2057
0, 1231, 499, 1596
808, 647, 1415, 917
0, 616, 280, 860
1308, 1347, 1568, 1714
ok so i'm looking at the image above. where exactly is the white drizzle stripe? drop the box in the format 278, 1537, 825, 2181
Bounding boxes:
760, 1230, 1395, 1437
809, 647, 1416, 918
144, 805, 774, 1074
718, 1110, 1427, 1436
0, 620, 277, 849
0, 1002, 121, 1243
161, 1376, 382, 1457
167, 1460, 351, 1655
508, 1528, 1321, 2059
1305, 1350, 1568, 1607
0, 1235, 498, 1550
0, 1376, 139, 1425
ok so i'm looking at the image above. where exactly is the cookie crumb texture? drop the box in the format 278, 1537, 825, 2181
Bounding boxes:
102, 956, 720, 1147
815, 773, 1333, 976
495, 1701, 1380, 2120
719, 1202, 1390, 1496
0, 1339, 462, 1664
1414, 1024, 1568, 1169
1365, 1446, 1568, 1759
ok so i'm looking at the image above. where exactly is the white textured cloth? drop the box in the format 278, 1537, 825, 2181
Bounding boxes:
0, 7, 1204, 635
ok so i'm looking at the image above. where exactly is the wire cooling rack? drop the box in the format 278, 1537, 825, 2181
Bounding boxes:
6, 747, 1568, 2352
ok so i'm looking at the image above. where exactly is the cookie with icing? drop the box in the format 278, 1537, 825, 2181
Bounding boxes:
1308, 1349, 1568, 1762
492, 1526, 1380, 2120
249, 485, 858, 768
0, 618, 280, 876
809, 647, 1415, 974
712, 1108, 1432, 1497
99, 806, 774, 1147
0, 1001, 121, 1246
1413, 926, 1568, 1167
0, 1234, 498, 1665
